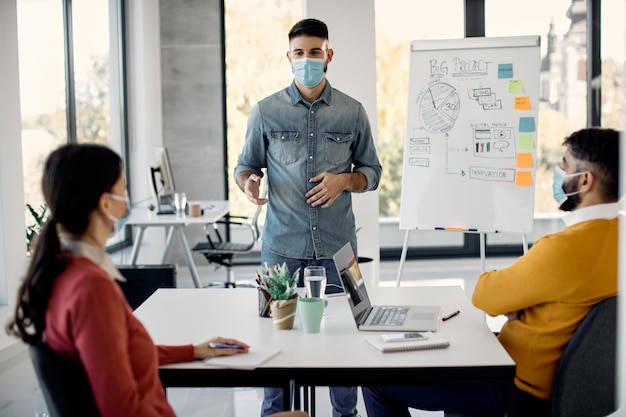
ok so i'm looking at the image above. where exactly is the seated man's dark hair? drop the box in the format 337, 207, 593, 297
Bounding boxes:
563, 127, 620, 201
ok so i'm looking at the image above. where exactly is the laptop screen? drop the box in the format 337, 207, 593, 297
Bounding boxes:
333, 242, 372, 322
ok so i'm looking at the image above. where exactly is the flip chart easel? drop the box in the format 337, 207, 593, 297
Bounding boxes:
395, 36, 540, 286
394, 229, 529, 286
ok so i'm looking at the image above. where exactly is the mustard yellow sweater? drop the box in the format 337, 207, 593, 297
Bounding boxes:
473, 217, 618, 400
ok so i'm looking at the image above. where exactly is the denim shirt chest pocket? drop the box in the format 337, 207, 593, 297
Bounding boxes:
323, 131, 355, 166
268, 131, 300, 165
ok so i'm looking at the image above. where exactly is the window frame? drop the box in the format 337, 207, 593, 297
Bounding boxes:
58, 0, 131, 252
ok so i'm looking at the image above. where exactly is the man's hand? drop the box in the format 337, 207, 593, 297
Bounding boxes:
242, 173, 268, 205
306, 172, 349, 208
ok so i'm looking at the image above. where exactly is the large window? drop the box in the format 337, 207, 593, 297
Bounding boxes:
375, 0, 464, 218
374, 0, 619, 258
17, 0, 128, 249
486, 0, 588, 214
224, 0, 301, 220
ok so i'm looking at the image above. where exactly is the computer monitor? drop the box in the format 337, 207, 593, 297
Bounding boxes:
150, 147, 177, 215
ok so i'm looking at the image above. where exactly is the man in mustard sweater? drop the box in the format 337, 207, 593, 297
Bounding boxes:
362, 127, 620, 417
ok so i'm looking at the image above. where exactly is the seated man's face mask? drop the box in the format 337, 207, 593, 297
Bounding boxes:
552, 166, 584, 210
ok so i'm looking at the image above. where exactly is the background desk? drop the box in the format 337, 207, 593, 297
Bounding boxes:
125, 201, 235, 288
134, 286, 514, 410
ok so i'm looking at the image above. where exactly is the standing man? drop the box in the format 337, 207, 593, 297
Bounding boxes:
235, 18, 381, 417
363, 127, 620, 417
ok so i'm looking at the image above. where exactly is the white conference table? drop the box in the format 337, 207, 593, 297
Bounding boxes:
125, 200, 235, 288
134, 286, 515, 412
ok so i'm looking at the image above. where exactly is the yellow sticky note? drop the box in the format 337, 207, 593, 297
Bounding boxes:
516, 171, 532, 186
517, 152, 533, 168
508, 79, 524, 94
514, 96, 531, 110
518, 133, 534, 149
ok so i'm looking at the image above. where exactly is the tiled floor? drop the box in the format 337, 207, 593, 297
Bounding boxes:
0, 256, 514, 417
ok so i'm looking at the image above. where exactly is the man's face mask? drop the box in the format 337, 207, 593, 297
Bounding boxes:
552, 166, 584, 211
292, 57, 325, 88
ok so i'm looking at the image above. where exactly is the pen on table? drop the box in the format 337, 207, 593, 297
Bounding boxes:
442, 310, 460, 322
209, 342, 244, 350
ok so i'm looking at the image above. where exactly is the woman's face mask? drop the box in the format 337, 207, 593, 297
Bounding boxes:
107, 192, 131, 234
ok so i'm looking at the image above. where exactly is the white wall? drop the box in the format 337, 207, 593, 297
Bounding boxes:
303, 0, 381, 285
0, 0, 28, 351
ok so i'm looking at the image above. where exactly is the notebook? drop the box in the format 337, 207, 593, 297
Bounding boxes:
365, 334, 450, 353
333, 242, 441, 332
203, 347, 280, 370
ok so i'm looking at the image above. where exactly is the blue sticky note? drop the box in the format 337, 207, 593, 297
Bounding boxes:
498, 63, 513, 79
519, 117, 536, 132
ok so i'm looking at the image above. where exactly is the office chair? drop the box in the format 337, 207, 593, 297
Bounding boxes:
446, 297, 618, 417
192, 200, 264, 287
552, 296, 618, 417
28, 342, 101, 417
116, 264, 177, 309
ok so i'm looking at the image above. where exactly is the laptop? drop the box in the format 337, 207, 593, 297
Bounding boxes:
333, 242, 441, 332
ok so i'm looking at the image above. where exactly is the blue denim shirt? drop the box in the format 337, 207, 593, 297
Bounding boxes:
234, 81, 382, 259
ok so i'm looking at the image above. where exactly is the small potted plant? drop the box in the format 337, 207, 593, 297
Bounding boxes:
257, 262, 300, 329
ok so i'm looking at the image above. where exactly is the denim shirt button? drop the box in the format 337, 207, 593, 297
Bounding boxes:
312, 226, 317, 231
309, 155, 314, 160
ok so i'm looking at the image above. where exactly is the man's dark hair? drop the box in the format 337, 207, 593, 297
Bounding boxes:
288, 18, 328, 41
563, 127, 621, 200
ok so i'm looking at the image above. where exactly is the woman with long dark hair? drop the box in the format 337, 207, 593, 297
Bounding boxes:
7, 143, 249, 417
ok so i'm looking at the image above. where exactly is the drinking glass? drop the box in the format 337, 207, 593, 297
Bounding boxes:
173, 192, 187, 215
304, 266, 327, 298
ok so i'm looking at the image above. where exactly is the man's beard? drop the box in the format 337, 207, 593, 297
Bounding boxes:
559, 177, 581, 212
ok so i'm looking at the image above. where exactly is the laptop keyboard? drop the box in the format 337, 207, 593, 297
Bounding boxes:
371, 306, 409, 326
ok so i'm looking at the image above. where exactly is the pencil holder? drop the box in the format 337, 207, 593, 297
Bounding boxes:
258, 290, 272, 317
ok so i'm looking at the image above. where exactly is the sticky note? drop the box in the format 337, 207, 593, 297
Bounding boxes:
516, 171, 533, 186
519, 117, 536, 132
518, 133, 534, 149
498, 63, 513, 79
516, 152, 533, 168
514, 96, 531, 110
508, 79, 524, 94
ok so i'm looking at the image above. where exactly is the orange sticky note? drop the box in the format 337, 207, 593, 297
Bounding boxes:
516, 171, 532, 186
516, 152, 533, 168
514, 96, 531, 110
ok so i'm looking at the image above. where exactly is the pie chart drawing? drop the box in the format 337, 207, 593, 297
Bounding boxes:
418, 83, 461, 133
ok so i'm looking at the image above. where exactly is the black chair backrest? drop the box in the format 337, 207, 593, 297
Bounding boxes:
29, 342, 101, 417
552, 296, 618, 417
116, 264, 177, 310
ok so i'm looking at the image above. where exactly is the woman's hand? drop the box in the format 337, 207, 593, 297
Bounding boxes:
193, 336, 250, 359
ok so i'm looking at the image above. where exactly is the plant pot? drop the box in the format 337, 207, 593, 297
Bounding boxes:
258, 290, 272, 317
269, 298, 298, 330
